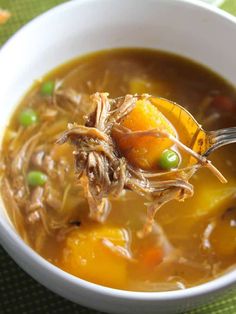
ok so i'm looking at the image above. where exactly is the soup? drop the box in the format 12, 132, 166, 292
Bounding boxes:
1, 49, 236, 291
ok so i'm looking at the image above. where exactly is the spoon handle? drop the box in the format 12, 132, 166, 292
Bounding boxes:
204, 127, 236, 156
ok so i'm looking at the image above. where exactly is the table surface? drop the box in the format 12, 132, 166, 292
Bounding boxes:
0, 0, 236, 313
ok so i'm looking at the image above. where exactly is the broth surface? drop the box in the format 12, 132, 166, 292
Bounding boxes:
1, 49, 236, 291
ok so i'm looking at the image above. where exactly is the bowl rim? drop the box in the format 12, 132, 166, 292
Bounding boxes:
0, 0, 236, 302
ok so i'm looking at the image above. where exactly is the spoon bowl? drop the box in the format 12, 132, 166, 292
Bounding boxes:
150, 96, 236, 157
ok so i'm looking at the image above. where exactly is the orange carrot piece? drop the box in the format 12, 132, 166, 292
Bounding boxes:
140, 247, 164, 268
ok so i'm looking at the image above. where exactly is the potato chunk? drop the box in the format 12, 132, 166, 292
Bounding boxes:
61, 225, 129, 288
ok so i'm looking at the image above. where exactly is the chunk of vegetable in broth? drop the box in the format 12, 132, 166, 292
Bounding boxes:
192, 178, 236, 218
159, 173, 236, 241
112, 99, 177, 170
60, 225, 129, 288
139, 247, 164, 268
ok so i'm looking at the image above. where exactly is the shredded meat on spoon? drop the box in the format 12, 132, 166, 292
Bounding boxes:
57, 93, 224, 237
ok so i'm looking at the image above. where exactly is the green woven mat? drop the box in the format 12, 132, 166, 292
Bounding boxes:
0, 1, 236, 313
221, 0, 236, 15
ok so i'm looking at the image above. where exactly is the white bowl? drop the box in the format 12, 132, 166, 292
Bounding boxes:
0, 0, 236, 313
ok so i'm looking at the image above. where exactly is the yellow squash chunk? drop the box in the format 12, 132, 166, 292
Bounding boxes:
189, 170, 236, 218
112, 99, 177, 170
159, 171, 236, 239
61, 225, 129, 288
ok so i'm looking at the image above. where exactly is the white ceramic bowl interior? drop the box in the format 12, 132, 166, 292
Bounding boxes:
0, 0, 236, 313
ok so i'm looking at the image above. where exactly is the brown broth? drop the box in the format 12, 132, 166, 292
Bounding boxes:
1, 49, 236, 291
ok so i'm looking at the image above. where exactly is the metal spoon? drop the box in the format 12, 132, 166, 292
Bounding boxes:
114, 94, 236, 158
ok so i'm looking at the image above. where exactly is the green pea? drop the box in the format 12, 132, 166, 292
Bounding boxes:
159, 149, 180, 170
19, 109, 38, 127
27, 171, 47, 187
40, 81, 55, 96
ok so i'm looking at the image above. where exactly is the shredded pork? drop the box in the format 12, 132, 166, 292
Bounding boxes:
57, 92, 223, 236
0, 89, 225, 239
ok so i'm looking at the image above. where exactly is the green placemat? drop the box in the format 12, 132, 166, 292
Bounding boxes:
0, 1, 236, 313
221, 0, 236, 15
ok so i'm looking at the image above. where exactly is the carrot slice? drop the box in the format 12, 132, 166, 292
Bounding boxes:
140, 247, 164, 268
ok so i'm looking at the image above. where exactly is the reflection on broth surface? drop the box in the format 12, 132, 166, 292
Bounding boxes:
1, 49, 236, 291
